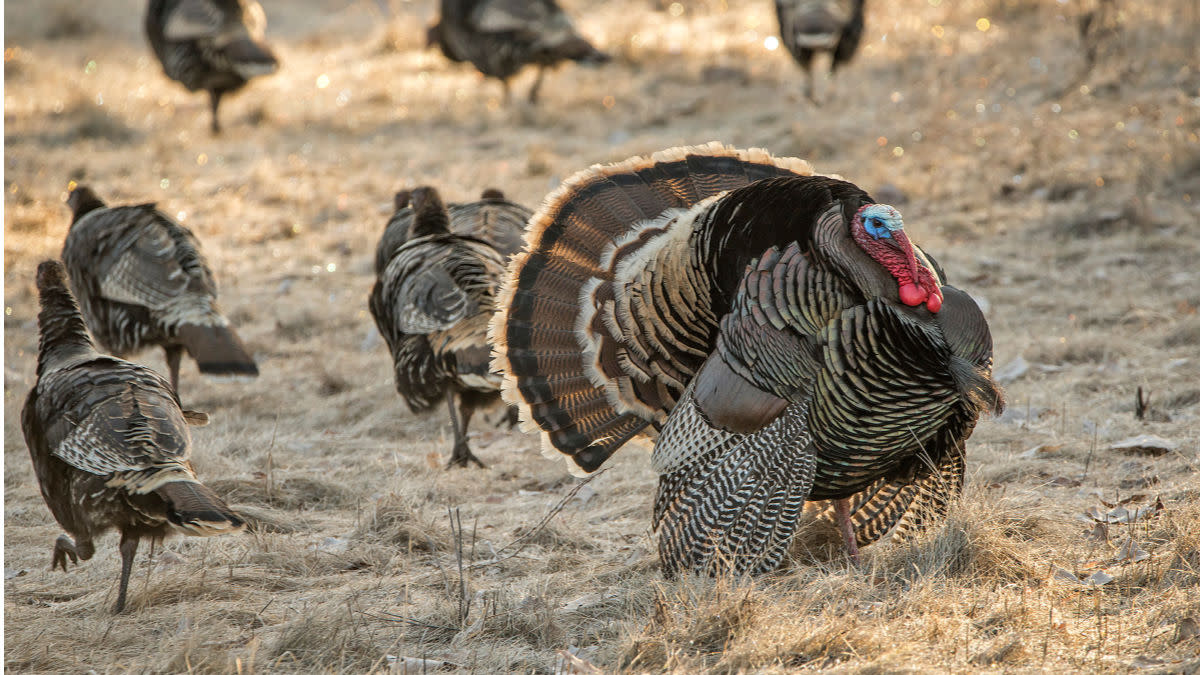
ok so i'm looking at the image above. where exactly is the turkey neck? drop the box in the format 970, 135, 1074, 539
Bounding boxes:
409, 189, 452, 239
34, 270, 97, 375
691, 176, 872, 315
144, 0, 170, 51
68, 196, 106, 224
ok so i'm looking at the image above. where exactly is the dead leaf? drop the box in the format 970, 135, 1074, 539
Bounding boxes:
1021, 443, 1065, 459
556, 649, 602, 674
1084, 570, 1114, 587
1116, 538, 1150, 564
1175, 617, 1200, 644
1053, 567, 1081, 584
1108, 434, 1177, 456
1086, 523, 1110, 543
1082, 498, 1164, 525
1049, 475, 1081, 487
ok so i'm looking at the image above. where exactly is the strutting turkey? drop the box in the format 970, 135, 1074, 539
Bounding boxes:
427, 0, 611, 104
375, 188, 532, 277
370, 187, 517, 468
145, 0, 279, 134
775, 0, 865, 104
62, 186, 258, 396
492, 143, 1004, 576
22, 260, 244, 613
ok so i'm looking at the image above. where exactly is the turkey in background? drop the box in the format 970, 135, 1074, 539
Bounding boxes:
370, 186, 523, 469
61, 185, 259, 397
145, 0, 279, 134
427, 0, 611, 104
775, 0, 865, 104
22, 260, 244, 614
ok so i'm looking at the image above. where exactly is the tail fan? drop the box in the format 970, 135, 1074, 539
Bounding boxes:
226, 38, 279, 78
157, 480, 245, 536
493, 143, 814, 473
653, 381, 817, 576
177, 323, 258, 377
556, 36, 611, 64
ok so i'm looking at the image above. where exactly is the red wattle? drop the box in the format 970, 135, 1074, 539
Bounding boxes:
925, 290, 942, 313
899, 283, 927, 307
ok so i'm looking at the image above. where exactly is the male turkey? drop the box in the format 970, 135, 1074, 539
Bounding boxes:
22, 260, 244, 613
370, 187, 514, 468
375, 187, 532, 276
145, 0, 279, 134
427, 0, 611, 103
492, 143, 1003, 576
775, 0, 865, 104
62, 185, 258, 395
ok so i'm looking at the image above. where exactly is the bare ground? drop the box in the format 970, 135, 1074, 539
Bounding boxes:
4, 0, 1200, 672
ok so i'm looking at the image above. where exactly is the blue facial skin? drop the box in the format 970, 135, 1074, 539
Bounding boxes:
861, 205, 904, 240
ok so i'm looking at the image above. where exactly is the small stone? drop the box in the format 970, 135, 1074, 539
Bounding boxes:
1108, 434, 1177, 456
995, 356, 1029, 384
1115, 537, 1149, 563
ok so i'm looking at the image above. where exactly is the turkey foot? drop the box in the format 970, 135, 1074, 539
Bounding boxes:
51, 534, 80, 571
446, 441, 486, 469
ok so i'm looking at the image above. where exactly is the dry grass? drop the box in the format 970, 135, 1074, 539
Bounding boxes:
5, 0, 1200, 672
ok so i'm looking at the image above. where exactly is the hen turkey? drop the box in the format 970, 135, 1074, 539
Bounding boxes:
370, 187, 515, 468
428, 0, 610, 103
375, 187, 532, 277
775, 0, 865, 104
22, 260, 244, 613
493, 143, 1003, 576
145, 0, 279, 134
62, 186, 258, 396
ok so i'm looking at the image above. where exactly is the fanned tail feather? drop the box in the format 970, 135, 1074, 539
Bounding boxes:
177, 323, 258, 377
156, 480, 245, 536
493, 143, 815, 472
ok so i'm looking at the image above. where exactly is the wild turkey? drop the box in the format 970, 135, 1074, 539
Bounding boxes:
22, 260, 244, 613
145, 0, 279, 134
427, 0, 611, 104
370, 187, 514, 468
375, 187, 532, 277
62, 185, 258, 395
492, 143, 1004, 576
775, 0, 865, 104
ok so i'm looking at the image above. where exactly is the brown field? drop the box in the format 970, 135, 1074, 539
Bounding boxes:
4, 0, 1200, 672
